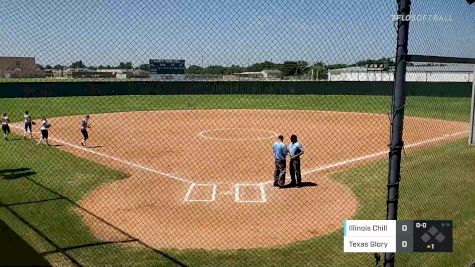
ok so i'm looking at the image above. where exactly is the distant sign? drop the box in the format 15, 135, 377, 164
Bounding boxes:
149, 59, 185, 75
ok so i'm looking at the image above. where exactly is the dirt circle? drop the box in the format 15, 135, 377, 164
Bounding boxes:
198, 128, 278, 141
36, 110, 467, 250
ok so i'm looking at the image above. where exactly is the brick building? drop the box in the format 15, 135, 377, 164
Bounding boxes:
0, 57, 45, 78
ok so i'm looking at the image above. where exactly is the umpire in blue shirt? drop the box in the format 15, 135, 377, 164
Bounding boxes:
273, 135, 288, 187
288, 134, 305, 187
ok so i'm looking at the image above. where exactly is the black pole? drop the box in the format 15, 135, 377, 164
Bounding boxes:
384, 0, 411, 266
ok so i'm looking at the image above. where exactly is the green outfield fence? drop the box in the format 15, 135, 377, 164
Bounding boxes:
0, 81, 471, 98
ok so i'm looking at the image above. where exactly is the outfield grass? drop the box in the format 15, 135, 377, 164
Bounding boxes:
1, 136, 473, 266
0, 95, 471, 123
0, 95, 473, 266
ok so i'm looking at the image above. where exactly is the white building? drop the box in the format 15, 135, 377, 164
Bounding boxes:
328, 64, 474, 82
228, 69, 283, 80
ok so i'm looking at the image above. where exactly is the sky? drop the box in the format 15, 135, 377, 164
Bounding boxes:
0, 0, 474, 67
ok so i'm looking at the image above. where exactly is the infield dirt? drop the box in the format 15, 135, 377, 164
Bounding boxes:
20, 110, 467, 250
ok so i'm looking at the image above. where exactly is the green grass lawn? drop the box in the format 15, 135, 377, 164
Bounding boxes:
1, 135, 473, 266
0, 95, 471, 123
0, 95, 473, 266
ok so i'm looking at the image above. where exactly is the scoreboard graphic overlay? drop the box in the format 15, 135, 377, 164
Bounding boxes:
344, 220, 453, 253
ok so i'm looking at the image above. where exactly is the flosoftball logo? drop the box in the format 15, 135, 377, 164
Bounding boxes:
391, 14, 454, 22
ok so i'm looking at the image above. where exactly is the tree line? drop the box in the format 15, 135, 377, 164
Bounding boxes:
36, 58, 395, 78
37, 61, 149, 71
185, 58, 395, 77
187, 61, 317, 76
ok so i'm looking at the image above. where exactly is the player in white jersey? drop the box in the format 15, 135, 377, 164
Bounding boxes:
80, 115, 91, 147
37, 117, 51, 146
23, 111, 35, 139
2, 113, 10, 140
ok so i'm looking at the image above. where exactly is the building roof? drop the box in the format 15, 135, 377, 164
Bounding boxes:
406, 64, 474, 72
329, 64, 474, 73
261, 69, 282, 74
234, 70, 282, 76
234, 72, 264, 76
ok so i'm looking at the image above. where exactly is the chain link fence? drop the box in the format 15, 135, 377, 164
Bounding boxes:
393, 1, 475, 266
0, 1, 474, 266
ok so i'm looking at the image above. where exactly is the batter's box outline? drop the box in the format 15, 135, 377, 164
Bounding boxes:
184, 183, 218, 202
234, 183, 267, 203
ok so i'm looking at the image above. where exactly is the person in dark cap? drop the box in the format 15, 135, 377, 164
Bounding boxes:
288, 134, 304, 187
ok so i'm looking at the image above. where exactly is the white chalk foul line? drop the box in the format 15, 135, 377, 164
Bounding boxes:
198, 128, 278, 141
260, 184, 267, 202
11, 124, 467, 197
184, 183, 196, 202
52, 138, 194, 184
10, 124, 193, 184
262, 130, 468, 185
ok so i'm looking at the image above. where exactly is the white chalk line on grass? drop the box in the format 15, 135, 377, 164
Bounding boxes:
10, 125, 194, 184
52, 139, 194, 184
11, 124, 468, 196
261, 130, 468, 185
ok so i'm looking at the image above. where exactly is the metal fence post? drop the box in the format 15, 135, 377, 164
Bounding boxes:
384, 0, 411, 266
469, 66, 475, 145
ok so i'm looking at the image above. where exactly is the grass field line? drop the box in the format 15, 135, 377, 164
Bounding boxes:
23, 108, 392, 123
10, 125, 194, 184
261, 130, 468, 185
10, 125, 468, 188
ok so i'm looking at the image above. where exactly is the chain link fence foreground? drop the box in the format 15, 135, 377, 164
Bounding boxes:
0, 1, 474, 266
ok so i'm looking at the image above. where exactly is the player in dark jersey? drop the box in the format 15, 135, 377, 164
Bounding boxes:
37, 117, 51, 146
288, 134, 305, 187
80, 115, 91, 147
23, 111, 35, 139
2, 113, 10, 140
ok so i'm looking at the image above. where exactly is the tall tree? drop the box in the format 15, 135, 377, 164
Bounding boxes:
280, 61, 309, 76
246, 61, 277, 72
226, 65, 244, 75
311, 63, 328, 80
71, 60, 86, 68
124, 61, 133, 69
327, 64, 348, 70
138, 64, 149, 71
116, 61, 133, 69
356, 57, 395, 67
186, 65, 203, 74
203, 65, 227, 75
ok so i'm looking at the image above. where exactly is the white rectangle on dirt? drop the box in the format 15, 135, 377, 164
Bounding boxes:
234, 183, 267, 203
184, 183, 217, 202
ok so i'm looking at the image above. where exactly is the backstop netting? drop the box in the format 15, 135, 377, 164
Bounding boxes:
395, 1, 475, 266
397, 61, 474, 266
